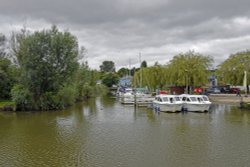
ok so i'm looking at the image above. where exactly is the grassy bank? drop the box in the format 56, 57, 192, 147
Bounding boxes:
0, 100, 16, 111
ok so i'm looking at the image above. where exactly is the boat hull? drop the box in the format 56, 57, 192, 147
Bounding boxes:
183, 103, 211, 112
153, 102, 183, 112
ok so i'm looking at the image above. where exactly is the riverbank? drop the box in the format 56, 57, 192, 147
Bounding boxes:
0, 101, 15, 111
209, 94, 250, 104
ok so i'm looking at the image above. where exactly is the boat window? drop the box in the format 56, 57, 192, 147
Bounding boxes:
190, 97, 197, 101
162, 97, 168, 102
170, 98, 173, 103
187, 98, 191, 102
202, 96, 208, 101
182, 97, 186, 101
175, 97, 180, 101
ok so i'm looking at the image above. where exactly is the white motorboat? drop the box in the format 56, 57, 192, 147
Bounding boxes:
179, 94, 211, 112
120, 92, 155, 105
153, 94, 183, 112
119, 88, 154, 105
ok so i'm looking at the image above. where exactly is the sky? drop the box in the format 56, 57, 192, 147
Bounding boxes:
1, 0, 250, 70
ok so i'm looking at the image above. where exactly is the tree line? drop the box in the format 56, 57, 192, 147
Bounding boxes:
1, 26, 250, 111
0, 26, 107, 111
116, 51, 250, 92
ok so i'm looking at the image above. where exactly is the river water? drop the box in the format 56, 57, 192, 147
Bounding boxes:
0, 97, 250, 167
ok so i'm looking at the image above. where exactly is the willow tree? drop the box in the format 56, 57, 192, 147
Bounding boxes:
217, 51, 250, 87
167, 51, 213, 88
133, 63, 168, 90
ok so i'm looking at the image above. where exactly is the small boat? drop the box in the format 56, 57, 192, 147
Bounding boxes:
152, 94, 183, 112
179, 94, 211, 112
119, 88, 154, 105
116, 87, 133, 97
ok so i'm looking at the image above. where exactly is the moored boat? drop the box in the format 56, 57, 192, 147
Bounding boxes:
153, 94, 183, 112
179, 94, 211, 112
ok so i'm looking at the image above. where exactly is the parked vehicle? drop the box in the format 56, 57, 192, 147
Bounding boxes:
229, 88, 240, 94
206, 87, 221, 94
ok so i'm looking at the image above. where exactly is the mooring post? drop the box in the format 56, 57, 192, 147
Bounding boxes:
134, 93, 137, 108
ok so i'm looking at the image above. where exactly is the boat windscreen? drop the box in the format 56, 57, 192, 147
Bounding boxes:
202, 96, 209, 101
162, 97, 168, 102
190, 97, 197, 101
175, 97, 181, 101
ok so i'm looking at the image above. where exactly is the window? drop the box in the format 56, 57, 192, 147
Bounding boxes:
190, 97, 197, 101
162, 97, 168, 102
202, 96, 208, 101
175, 97, 180, 101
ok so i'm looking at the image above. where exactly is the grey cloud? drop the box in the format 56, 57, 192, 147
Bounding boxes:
1, 0, 250, 69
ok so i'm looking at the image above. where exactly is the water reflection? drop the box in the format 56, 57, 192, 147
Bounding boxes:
0, 97, 250, 167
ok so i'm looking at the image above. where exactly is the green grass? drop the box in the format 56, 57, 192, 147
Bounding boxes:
0, 100, 15, 108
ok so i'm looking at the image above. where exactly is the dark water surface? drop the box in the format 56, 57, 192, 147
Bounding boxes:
0, 97, 250, 167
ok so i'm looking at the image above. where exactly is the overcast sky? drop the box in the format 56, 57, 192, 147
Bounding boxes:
1, 0, 250, 69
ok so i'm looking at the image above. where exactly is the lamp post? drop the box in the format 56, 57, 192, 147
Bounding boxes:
185, 69, 188, 94
241, 59, 248, 97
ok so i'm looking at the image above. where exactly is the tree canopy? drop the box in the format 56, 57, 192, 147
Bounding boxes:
167, 51, 213, 87
217, 51, 250, 86
100, 60, 115, 72
12, 26, 80, 110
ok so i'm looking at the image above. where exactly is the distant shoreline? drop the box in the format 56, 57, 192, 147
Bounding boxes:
209, 94, 250, 104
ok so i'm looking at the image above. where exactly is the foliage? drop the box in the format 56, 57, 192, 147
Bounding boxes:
94, 84, 109, 96
0, 100, 15, 108
102, 73, 119, 87
100, 60, 115, 72
141, 60, 147, 68
217, 51, 250, 86
12, 26, 79, 110
133, 64, 167, 90
0, 34, 7, 57
11, 84, 32, 111
117, 67, 130, 77
57, 84, 78, 107
167, 51, 213, 86
0, 50, 18, 99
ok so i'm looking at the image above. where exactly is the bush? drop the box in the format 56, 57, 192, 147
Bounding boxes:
11, 84, 32, 111
57, 84, 77, 107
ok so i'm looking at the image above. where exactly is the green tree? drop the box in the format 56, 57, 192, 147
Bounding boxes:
0, 57, 18, 99
133, 64, 167, 90
12, 26, 79, 110
141, 60, 147, 68
102, 73, 119, 87
217, 51, 250, 87
0, 34, 18, 99
167, 51, 213, 89
117, 67, 130, 77
100, 60, 115, 72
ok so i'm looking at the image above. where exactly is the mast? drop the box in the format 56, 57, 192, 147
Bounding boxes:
139, 52, 142, 88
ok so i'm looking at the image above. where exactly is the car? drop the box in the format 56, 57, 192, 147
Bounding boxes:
229, 88, 240, 94
206, 87, 221, 94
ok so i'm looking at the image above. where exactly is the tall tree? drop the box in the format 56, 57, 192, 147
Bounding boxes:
133, 64, 167, 90
167, 51, 213, 88
117, 67, 130, 77
217, 51, 250, 87
141, 60, 147, 68
100, 60, 115, 72
12, 26, 79, 110
0, 34, 7, 57
102, 73, 119, 87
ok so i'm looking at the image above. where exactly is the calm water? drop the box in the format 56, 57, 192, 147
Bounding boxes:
0, 97, 250, 167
